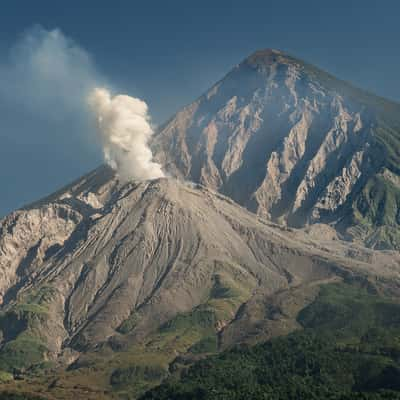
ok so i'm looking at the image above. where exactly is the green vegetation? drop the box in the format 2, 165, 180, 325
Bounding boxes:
106, 306, 219, 396
0, 286, 56, 372
140, 283, 400, 400
353, 174, 400, 228
118, 311, 140, 334
54, 271, 251, 398
0, 334, 48, 371
160, 307, 217, 335
375, 121, 400, 174
189, 336, 218, 354
298, 282, 400, 339
352, 173, 400, 249
0, 394, 45, 400
111, 365, 167, 388
0, 370, 13, 383
19, 286, 56, 311
89, 271, 249, 398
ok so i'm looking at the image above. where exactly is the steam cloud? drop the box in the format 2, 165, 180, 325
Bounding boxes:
0, 26, 105, 215
88, 88, 164, 181
0, 26, 102, 121
0, 26, 164, 215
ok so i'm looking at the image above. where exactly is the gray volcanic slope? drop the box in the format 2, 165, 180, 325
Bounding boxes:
0, 165, 399, 379
153, 49, 400, 249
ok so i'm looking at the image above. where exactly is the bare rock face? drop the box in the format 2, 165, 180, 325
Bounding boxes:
310, 150, 365, 220
0, 204, 82, 304
153, 49, 400, 248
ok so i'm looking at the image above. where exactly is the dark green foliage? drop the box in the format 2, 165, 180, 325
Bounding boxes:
209, 274, 240, 299
374, 121, 400, 176
159, 308, 216, 334
353, 175, 400, 227
0, 286, 55, 372
111, 365, 167, 387
298, 283, 400, 340
337, 392, 400, 399
118, 312, 140, 334
351, 172, 400, 249
189, 336, 218, 354
0, 335, 47, 372
141, 283, 400, 400
0, 393, 45, 400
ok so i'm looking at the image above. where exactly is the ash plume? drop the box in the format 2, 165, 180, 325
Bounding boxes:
88, 88, 164, 181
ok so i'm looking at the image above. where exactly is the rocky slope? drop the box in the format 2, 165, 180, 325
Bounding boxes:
1, 167, 400, 398
153, 49, 400, 249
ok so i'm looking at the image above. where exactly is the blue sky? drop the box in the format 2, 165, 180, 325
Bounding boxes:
1, 0, 399, 216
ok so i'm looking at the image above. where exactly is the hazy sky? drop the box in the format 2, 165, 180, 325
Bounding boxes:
1, 0, 399, 216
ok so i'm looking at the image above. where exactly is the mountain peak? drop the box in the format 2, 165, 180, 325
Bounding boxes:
154, 49, 400, 249
249, 48, 284, 57
244, 48, 296, 67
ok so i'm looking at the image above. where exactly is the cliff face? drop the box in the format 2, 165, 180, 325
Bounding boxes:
153, 49, 400, 249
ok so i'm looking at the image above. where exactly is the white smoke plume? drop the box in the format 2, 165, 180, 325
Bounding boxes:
0, 26, 105, 215
0, 26, 102, 121
88, 88, 164, 181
